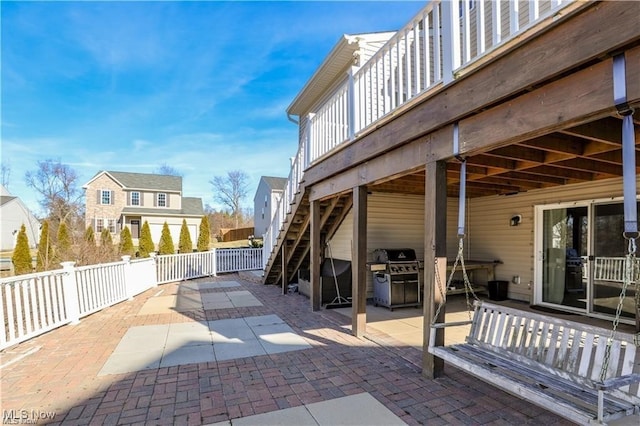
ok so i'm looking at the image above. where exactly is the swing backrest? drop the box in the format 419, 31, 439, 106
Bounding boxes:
467, 302, 640, 400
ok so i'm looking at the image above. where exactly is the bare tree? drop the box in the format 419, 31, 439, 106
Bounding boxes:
25, 159, 83, 226
155, 163, 183, 177
209, 170, 249, 228
1, 161, 10, 189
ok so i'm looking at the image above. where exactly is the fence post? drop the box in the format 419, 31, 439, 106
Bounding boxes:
121, 255, 134, 300
61, 261, 81, 325
150, 253, 158, 287
211, 248, 217, 277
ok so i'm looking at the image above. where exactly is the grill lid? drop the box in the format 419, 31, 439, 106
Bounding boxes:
373, 248, 417, 263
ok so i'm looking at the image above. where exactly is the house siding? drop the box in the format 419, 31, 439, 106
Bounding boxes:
85, 174, 125, 230
324, 177, 639, 301
465, 175, 640, 302
0, 199, 40, 250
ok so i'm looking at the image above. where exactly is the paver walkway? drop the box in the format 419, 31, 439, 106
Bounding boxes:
1, 273, 571, 425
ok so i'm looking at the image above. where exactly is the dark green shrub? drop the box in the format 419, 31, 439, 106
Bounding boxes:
119, 226, 135, 257
158, 222, 175, 255
36, 220, 53, 271
138, 221, 154, 257
178, 219, 193, 253
12, 224, 33, 275
197, 215, 210, 251
56, 221, 72, 262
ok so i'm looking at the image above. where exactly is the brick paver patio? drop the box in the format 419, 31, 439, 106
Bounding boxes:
0, 273, 570, 425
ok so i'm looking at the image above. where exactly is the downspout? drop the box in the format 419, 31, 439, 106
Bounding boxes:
287, 113, 299, 125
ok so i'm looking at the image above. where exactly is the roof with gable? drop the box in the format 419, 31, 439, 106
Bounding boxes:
261, 176, 287, 191
83, 171, 182, 192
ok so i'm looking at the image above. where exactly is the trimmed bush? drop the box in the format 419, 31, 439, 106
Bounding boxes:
99, 228, 115, 261
138, 221, 154, 257
197, 215, 210, 251
56, 221, 72, 262
84, 226, 96, 244
178, 219, 193, 253
36, 220, 53, 272
12, 224, 32, 275
158, 222, 175, 255
119, 226, 135, 257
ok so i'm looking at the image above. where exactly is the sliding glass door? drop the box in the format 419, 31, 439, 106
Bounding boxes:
592, 202, 638, 319
536, 200, 638, 321
539, 205, 588, 311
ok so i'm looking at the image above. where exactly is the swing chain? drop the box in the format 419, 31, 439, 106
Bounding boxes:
600, 237, 637, 382
432, 257, 448, 323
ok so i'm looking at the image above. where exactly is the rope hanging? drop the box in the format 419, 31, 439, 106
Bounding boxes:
600, 53, 639, 382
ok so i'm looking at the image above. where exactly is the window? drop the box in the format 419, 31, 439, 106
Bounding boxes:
265, 195, 268, 207
108, 219, 116, 233
157, 193, 167, 207
130, 192, 140, 206
96, 218, 104, 233
261, 207, 264, 220
101, 190, 111, 205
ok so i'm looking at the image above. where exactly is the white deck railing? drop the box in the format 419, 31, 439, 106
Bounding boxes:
1, 247, 263, 350
264, 0, 575, 265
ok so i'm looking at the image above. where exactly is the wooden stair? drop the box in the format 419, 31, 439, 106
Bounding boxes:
263, 189, 353, 286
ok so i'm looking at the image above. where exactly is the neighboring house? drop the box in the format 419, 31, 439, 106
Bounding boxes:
82, 171, 204, 250
253, 176, 287, 238
0, 184, 40, 250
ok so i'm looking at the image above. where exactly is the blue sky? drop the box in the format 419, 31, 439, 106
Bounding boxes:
1, 1, 424, 216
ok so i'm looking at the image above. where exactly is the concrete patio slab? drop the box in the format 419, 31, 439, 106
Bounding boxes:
175, 291, 203, 311
159, 343, 215, 368
98, 349, 162, 375
213, 339, 266, 361
220, 405, 316, 426
137, 295, 176, 315
207, 393, 406, 426
306, 393, 406, 426
199, 281, 242, 289
100, 314, 311, 375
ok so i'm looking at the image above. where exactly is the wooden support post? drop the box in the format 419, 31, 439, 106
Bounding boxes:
352, 185, 367, 337
281, 243, 287, 295
310, 199, 321, 311
423, 160, 447, 378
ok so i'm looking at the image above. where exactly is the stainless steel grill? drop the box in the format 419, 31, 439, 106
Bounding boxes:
371, 248, 421, 310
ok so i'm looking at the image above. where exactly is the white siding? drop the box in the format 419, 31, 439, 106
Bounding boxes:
325, 176, 638, 302
466, 176, 640, 302
328, 192, 425, 297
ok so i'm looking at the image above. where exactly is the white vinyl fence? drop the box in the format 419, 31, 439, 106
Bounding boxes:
1, 248, 262, 350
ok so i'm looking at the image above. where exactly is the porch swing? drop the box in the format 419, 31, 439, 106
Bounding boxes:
427, 55, 640, 425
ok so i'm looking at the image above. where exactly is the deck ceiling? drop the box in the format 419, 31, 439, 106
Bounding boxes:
370, 114, 640, 198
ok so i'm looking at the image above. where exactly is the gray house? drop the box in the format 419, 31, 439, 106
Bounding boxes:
253, 176, 287, 238
0, 184, 40, 250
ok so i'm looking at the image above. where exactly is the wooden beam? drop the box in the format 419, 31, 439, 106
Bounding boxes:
310, 200, 321, 312
461, 45, 640, 155
352, 186, 367, 337
309, 126, 451, 201
423, 160, 447, 378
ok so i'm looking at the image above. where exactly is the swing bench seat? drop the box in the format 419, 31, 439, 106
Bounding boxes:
428, 301, 640, 425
